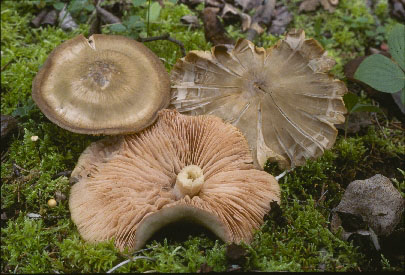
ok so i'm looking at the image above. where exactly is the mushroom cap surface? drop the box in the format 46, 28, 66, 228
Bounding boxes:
170, 29, 347, 169
69, 109, 280, 252
32, 34, 170, 135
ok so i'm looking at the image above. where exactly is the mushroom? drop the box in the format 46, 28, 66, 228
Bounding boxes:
69, 109, 280, 252
32, 34, 170, 135
170, 29, 347, 169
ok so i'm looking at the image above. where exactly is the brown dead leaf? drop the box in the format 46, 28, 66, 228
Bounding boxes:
234, 0, 262, 12
268, 3, 292, 35
202, 7, 235, 45
299, 0, 339, 13
220, 3, 251, 32
180, 15, 200, 29
389, 0, 405, 21
246, 0, 276, 40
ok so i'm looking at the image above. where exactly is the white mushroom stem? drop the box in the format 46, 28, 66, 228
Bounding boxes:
173, 165, 204, 199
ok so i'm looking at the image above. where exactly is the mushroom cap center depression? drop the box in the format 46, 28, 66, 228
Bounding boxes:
173, 165, 204, 199
81, 60, 119, 89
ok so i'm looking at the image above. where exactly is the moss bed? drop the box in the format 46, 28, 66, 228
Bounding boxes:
1, 0, 404, 272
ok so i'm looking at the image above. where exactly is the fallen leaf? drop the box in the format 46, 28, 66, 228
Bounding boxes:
299, 0, 339, 13
59, 5, 78, 31
246, 0, 276, 40
389, 0, 405, 21
202, 7, 235, 45
234, 0, 262, 12
96, 5, 121, 24
268, 3, 292, 35
180, 15, 200, 29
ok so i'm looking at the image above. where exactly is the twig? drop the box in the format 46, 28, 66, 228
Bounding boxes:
147, 0, 151, 37
107, 256, 155, 273
52, 170, 72, 180
107, 245, 158, 273
275, 167, 294, 181
138, 33, 186, 57
13, 163, 29, 173
1, 59, 14, 71
275, 170, 287, 181
373, 112, 387, 139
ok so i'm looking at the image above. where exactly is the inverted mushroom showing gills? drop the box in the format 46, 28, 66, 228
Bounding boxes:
69, 109, 280, 252
32, 34, 170, 135
170, 29, 347, 169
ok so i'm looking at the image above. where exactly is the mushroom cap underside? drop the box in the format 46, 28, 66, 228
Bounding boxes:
69, 109, 280, 252
32, 34, 170, 135
170, 29, 347, 169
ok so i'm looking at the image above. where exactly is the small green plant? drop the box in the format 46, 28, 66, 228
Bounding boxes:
354, 24, 405, 104
342, 92, 381, 137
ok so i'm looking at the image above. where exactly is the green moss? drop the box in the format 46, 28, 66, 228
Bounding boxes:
247, 199, 362, 272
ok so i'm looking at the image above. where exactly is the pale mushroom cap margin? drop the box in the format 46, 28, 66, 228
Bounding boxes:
69, 109, 280, 252
32, 34, 170, 135
170, 30, 347, 169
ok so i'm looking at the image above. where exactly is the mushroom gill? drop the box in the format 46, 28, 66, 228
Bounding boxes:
69, 109, 280, 252
170, 29, 347, 169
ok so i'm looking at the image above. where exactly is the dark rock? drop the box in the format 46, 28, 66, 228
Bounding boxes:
331, 174, 404, 237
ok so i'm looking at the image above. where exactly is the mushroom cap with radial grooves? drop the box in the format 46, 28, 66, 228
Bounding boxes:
32, 34, 170, 135
170, 29, 347, 169
69, 109, 280, 252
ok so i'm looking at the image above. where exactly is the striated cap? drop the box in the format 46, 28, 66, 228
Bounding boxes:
69, 109, 280, 252
170, 29, 347, 169
32, 34, 170, 135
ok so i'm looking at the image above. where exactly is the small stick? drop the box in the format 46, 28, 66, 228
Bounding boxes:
107, 256, 155, 273
1, 60, 14, 71
52, 170, 72, 180
106, 245, 158, 273
373, 112, 387, 139
138, 33, 186, 57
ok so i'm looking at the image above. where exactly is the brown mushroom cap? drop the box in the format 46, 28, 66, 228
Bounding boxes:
170, 29, 347, 169
32, 34, 170, 135
69, 109, 280, 252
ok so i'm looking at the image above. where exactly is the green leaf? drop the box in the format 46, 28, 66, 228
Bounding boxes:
132, 0, 147, 7
388, 24, 405, 71
53, 2, 65, 10
401, 89, 405, 106
351, 104, 381, 113
343, 92, 359, 113
109, 23, 126, 33
147, 2, 161, 22
354, 54, 405, 93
